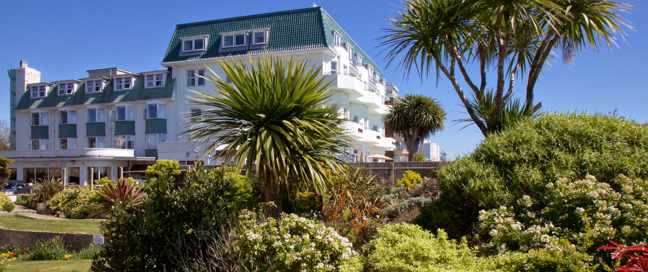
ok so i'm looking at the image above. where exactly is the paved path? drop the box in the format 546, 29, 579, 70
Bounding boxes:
6, 205, 64, 220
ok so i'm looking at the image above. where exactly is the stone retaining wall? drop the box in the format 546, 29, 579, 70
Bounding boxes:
349, 161, 447, 185
0, 228, 98, 251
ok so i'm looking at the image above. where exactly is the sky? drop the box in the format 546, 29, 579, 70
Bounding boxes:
1, 0, 646, 159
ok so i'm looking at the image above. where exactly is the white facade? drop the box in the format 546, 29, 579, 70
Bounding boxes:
420, 139, 441, 162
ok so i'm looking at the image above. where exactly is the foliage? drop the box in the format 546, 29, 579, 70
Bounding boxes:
187, 57, 347, 208
385, 95, 444, 161
383, 0, 628, 135
412, 152, 426, 162
0, 157, 11, 188
22, 237, 67, 261
323, 167, 386, 245
92, 164, 254, 272
493, 239, 594, 272
96, 177, 113, 187
396, 170, 423, 190
14, 195, 32, 209
226, 211, 362, 272
598, 241, 648, 272
31, 178, 63, 204
48, 188, 99, 219
364, 223, 492, 272
95, 178, 145, 216
294, 191, 322, 214
0, 193, 14, 212
381, 177, 437, 220
419, 114, 648, 239
144, 159, 181, 179
76, 244, 103, 260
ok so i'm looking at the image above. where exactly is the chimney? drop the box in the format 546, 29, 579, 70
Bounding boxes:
19, 59, 28, 68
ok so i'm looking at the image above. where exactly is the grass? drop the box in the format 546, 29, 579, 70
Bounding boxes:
5, 260, 91, 272
0, 215, 101, 235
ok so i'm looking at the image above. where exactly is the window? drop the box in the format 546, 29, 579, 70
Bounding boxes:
115, 105, 134, 121
59, 138, 76, 150
58, 82, 76, 96
88, 167, 111, 181
190, 108, 202, 122
88, 136, 106, 148
222, 33, 246, 48
31, 139, 48, 151
29, 85, 47, 98
333, 31, 343, 46
187, 69, 206, 86
114, 135, 135, 149
146, 103, 166, 119
87, 108, 105, 123
253, 30, 268, 45
331, 61, 337, 73
114, 76, 134, 91
145, 73, 165, 88
145, 133, 167, 149
31, 112, 48, 126
182, 36, 208, 52
85, 79, 104, 93
60, 111, 77, 125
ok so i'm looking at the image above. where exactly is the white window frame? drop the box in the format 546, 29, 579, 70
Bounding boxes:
181, 35, 208, 53
87, 108, 105, 123
88, 136, 106, 148
85, 79, 104, 93
114, 76, 134, 91
145, 133, 167, 149
146, 103, 166, 119
58, 138, 77, 150
58, 82, 76, 96
114, 135, 135, 149
333, 31, 343, 46
187, 69, 206, 86
31, 139, 49, 151
31, 112, 49, 126
115, 105, 134, 121
221, 32, 247, 48
252, 30, 269, 45
144, 72, 165, 89
60, 110, 77, 125
29, 85, 47, 98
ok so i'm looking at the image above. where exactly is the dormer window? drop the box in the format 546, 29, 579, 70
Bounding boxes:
182, 35, 208, 53
222, 33, 246, 48
58, 82, 76, 96
29, 85, 47, 98
145, 73, 165, 88
85, 79, 104, 93
114, 76, 134, 91
252, 30, 269, 45
333, 31, 343, 46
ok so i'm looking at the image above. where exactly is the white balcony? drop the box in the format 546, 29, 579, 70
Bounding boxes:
343, 121, 366, 140
377, 137, 396, 150
0, 148, 135, 159
326, 73, 365, 97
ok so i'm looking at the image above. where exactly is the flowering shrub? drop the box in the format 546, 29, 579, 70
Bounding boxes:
48, 187, 100, 218
364, 223, 493, 272
396, 170, 423, 189
0, 192, 14, 212
231, 211, 362, 272
598, 241, 648, 272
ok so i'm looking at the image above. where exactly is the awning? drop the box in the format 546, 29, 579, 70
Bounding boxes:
368, 154, 393, 161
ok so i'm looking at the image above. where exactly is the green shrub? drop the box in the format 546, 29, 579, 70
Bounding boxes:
92, 163, 254, 272
364, 223, 493, 272
396, 170, 423, 189
294, 191, 322, 213
0, 193, 14, 212
48, 188, 99, 218
76, 244, 103, 260
96, 177, 113, 186
492, 239, 594, 272
419, 114, 648, 239
229, 211, 362, 272
31, 178, 63, 204
22, 237, 67, 261
14, 195, 32, 208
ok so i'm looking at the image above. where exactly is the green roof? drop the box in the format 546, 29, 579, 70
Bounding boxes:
16, 74, 174, 110
162, 7, 381, 75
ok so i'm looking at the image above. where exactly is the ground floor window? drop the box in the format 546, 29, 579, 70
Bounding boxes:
68, 167, 80, 185
88, 136, 106, 148
87, 167, 111, 183
8, 168, 16, 181
59, 138, 77, 150
145, 133, 167, 149
114, 135, 135, 149
23, 167, 61, 183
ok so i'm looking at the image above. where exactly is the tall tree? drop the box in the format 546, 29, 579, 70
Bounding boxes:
187, 57, 347, 209
383, 0, 628, 135
386, 95, 445, 161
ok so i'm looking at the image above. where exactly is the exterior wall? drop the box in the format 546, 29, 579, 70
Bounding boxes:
8, 61, 41, 150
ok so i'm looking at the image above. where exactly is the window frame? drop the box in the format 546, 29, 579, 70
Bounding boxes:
145, 133, 167, 149
60, 110, 77, 125
85, 79, 104, 93
115, 105, 134, 121
29, 85, 48, 99
58, 137, 76, 150
31, 139, 48, 151
146, 103, 166, 119
181, 35, 209, 53
144, 72, 165, 89
221, 32, 247, 48
113, 76, 134, 91
31, 112, 48, 126
57, 82, 76, 96
252, 30, 269, 45
88, 136, 106, 148
114, 135, 135, 149
186, 69, 206, 87
87, 108, 105, 123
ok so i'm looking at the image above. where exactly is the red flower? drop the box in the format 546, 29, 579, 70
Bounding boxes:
599, 241, 648, 272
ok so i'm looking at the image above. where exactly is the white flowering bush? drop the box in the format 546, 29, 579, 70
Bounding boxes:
232, 211, 362, 272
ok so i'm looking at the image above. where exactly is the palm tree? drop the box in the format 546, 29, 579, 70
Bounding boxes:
383, 0, 628, 136
187, 57, 347, 208
386, 95, 445, 161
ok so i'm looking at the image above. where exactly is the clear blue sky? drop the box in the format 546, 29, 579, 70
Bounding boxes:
1, 0, 646, 159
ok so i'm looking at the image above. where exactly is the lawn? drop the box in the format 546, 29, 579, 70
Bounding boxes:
0, 215, 101, 235
5, 260, 91, 272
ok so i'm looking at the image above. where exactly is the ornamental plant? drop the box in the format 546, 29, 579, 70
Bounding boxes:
599, 241, 648, 272
0, 192, 14, 212
230, 211, 362, 272
48, 187, 100, 218
396, 170, 423, 189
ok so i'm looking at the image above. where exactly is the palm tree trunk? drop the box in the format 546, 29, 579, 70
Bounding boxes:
405, 136, 420, 162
